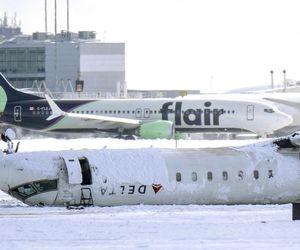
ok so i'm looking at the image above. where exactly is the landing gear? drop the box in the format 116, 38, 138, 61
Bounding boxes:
124, 135, 136, 140
114, 134, 136, 140
115, 127, 136, 140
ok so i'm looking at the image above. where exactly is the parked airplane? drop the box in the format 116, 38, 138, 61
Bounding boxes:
191, 92, 300, 136
0, 73, 292, 138
0, 131, 300, 219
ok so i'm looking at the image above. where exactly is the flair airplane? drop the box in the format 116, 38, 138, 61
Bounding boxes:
1, 132, 300, 219
0, 73, 292, 138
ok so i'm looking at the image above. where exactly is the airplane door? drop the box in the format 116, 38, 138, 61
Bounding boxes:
247, 105, 254, 120
14, 106, 22, 122
144, 108, 150, 118
135, 108, 142, 118
62, 157, 82, 184
55, 157, 77, 205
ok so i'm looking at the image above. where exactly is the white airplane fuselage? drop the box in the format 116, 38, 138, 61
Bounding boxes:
47, 98, 292, 136
0, 73, 292, 138
1, 140, 300, 207
195, 92, 300, 134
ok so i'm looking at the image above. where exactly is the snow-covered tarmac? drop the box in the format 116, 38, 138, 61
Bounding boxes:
0, 137, 300, 249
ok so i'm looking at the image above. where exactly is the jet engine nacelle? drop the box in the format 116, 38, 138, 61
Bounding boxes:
138, 120, 174, 139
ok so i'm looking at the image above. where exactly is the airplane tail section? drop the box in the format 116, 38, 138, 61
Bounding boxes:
0, 73, 43, 103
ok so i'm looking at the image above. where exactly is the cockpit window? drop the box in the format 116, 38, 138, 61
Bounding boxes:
10, 180, 58, 199
34, 180, 58, 192
11, 184, 36, 198
264, 108, 274, 113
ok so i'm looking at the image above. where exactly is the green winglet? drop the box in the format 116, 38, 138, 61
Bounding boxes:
0, 86, 8, 113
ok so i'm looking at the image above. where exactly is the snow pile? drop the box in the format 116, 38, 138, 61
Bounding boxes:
78, 148, 170, 187
236, 140, 300, 185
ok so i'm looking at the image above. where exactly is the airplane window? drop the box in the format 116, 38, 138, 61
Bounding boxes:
127, 111, 130, 114
113, 110, 116, 114
154, 111, 157, 114
34, 180, 58, 192
207, 172, 213, 181
192, 172, 197, 182
132, 111, 135, 114
91, 111, 93, 114
264, 108, 274, 113
81, 111, 84, 114
86, 111, 89, 114
105, 111, 107, 114
11, 184, 36, 198
238, 171, 243, 180
268, 170, 274, 178
232, 110, 235, 114
150, 110, 153, 114
176, 172, 182, 182
122, 111, 125, 114
109, 111, 112, 114
118, 110, 121, 114
76, 111, 79, 114
222, 171, 228, 181
254, 170, 259, 180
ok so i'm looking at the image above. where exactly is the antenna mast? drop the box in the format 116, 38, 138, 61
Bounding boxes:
67, 0, 69, 39
45, 0, 48, 33
54, 0, 57, 90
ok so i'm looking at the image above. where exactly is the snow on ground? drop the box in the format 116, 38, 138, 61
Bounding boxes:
14, 137, 261, 152
0, 137, 300, 250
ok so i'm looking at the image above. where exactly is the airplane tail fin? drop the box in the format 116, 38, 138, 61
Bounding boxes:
0, 73, 43, 102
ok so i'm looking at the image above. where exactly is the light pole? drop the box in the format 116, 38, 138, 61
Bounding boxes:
283, 70, 286, 92
270, 70, 274, 89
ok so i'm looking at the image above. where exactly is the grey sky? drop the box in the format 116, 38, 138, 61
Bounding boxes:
1, 0, 300, 92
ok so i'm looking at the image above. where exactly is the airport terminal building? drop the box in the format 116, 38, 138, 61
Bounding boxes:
0, 31, 125, 95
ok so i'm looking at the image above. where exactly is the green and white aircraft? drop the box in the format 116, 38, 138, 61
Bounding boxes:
0, 73, 292, 139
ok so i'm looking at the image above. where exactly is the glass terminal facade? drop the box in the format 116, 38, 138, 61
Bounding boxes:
0, 47, 45, 88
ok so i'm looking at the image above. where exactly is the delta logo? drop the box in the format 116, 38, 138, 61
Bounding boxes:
152, 184, 163, 194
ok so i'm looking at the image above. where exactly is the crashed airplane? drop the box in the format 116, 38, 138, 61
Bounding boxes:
0, 131, 300, 219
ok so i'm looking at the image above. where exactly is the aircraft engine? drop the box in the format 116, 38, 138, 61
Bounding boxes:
138, 120, 174, 139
